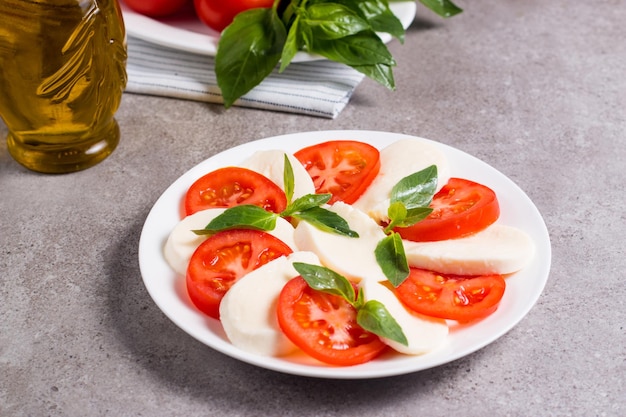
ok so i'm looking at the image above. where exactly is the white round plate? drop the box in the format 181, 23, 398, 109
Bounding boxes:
138, 130, 551, 379
120, 1, 417, 62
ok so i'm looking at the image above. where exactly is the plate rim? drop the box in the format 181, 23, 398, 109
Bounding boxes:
138, 129, 552, 379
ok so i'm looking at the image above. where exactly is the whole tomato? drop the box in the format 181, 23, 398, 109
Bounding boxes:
124, 0, 190, 17
194, 0, 274, 32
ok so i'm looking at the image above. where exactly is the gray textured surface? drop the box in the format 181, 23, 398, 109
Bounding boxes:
1, 0, 625, 416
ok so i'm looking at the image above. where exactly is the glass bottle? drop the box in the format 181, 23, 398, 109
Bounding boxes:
0, 0, 127, 173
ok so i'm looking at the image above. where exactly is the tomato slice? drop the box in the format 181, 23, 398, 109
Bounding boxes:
186, 229, 293, 319
277, 277, 387, 366
184, 166, 287, 216
395, 177, 500, 242
396, 268, 506, 322
294, 140, 381, 205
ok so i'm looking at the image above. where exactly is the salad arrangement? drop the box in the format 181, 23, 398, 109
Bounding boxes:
162, 138, 535, 367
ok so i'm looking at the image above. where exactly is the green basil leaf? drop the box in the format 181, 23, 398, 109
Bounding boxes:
216, 8, 287, 107
282, 193, 332, 217
419, 0, 463, 18
283, 154, 295, 203
280, 14, 301, 71
293, 206, 359, 237
301, 3, 370, 40
292, 262, 356, 301
401, 206, 433, 227
357, 300, 408, 346
201, 205, 278, 232
375, 232, 409, 287
307, 30, 395, 66
334, 0, 405, 42
390, 165, 438, 209
351, 62, 395, 89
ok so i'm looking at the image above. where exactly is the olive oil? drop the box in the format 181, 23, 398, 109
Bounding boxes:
0, 0, 127, 173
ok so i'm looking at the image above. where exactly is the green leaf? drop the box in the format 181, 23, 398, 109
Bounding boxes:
294, 206, 359, 238
216, 8, 287, 107
280, 14, 301, 72
200, 205, 278, 233
301, 3, 370, 40
334, 0, 405, 42
283, 154, 295, 203
292, 262, 356, 301
357, 299, 408, 346
390, 165, 438, 209
419, 0, 463, 18
307, 30, 396, 66
375, 232, 409, 287
282, 193, 332, 217
351, 62, 395, 90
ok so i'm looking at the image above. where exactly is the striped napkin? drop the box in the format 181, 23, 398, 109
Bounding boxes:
124, 36, 365, 118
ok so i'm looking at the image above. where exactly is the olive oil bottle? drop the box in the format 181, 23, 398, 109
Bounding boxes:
0, 0, 127, 173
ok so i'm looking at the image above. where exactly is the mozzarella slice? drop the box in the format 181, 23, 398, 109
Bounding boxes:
353, 138, 451, 223
219, 251, 321, 356
293, 202, 387, 283
240, 150, 316, 200
361, 279, 448, 355
163, 208, 298, 276
403, 224, 535, 276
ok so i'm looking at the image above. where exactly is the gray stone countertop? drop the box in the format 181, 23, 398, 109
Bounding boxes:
1, 1, 624, 416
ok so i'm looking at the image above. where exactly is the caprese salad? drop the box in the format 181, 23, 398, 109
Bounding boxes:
163, 138, 535, 366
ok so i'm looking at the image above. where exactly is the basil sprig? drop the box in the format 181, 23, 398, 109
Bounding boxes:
293, 262, 408, 346
216, 0, 462, 107
374, 165, 438, 287
194, 154, 359, 237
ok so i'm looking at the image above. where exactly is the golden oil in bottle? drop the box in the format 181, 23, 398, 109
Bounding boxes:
0, 0, 127, 173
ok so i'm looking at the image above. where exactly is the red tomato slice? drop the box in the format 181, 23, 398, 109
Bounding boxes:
395, 177, 500, 242
184, 166, 287, 216
277, 277, 387, 366
186, 229, 293, 319
124, 0, 190, 17
396, 268, 506, 322
294, 140, 381, 205
194, 0, 273, 32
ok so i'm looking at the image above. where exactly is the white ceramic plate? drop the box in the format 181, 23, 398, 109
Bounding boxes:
138, 130, 551, 379
120, 1, 417, 62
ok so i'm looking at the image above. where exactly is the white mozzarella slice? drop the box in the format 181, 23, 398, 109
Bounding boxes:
219, 251, 322, 356
353, 138, 451, 223
240, 150, 316, 200
403, 224, 535, 276
361, 279, 448, 355
163, 208, 298, 276
293, 202, 387, 283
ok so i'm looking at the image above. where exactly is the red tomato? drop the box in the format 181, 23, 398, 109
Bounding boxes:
294, 140, 381, 205
186, 229, 293, 319
184, 166, 287, 216
396, 268, 506, 322
194, 0, 274, 32
277, 277, 387, 366
124, 0, 190, 17
395, 177, 500, 242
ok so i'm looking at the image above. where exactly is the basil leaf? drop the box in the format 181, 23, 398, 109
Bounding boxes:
280, 14, 302, 71
419, 0, 463, 18
216, 8, 287, 107
351, 62, 395, 89
283, 154, 295, 203
301, 3, 370, 40
375, 232, 409, 287
390, 165, 438, 209
357, 300, 408, 346
201, 205, 278, 232
401, 206, 433, 227
292, 262, 356, 301
282, 193, 332, 217
294, 206, 359, 238
334, 0, 405, 42
307, 30, 395, 66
